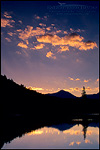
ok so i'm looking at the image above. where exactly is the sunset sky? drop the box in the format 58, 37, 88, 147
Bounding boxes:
1, 1, 99, 97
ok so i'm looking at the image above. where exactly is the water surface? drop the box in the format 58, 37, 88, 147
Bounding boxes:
2, 121, 99, 149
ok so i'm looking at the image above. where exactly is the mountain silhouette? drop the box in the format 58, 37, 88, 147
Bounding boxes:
1, 74, 99, 118
86, 93, 99, 99
46, 90, 99, 99
46, 90, 76, 99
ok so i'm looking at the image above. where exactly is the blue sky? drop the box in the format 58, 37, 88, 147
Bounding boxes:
1, 1, 99, 96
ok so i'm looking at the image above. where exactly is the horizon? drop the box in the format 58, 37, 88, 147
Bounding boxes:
1, 1, 99, 97
1, 74, 99, 97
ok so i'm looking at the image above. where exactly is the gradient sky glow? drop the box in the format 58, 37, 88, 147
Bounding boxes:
1, 1, 99, 97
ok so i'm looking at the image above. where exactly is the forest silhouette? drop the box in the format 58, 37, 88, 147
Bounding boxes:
1, 74, 99, 119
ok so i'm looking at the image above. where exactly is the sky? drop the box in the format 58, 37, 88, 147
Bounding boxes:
1, 1, 99, 97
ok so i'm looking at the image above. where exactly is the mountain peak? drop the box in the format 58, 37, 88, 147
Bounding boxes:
47, 90, 76, 99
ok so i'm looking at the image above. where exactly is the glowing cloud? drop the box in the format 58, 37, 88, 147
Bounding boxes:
17, 42, 28, 49
84, 79, 89, 83
39, 23, 46, 27
27, 86, 44, 91
18, 20, 22, 24
7, 32, 14, 36
69, 142, 74, 146
76, 141, 81, 145
59, 45, 69, 52
68, 77, 74, 81
1, 18, 15, 27
18, 26, 45, 41
75, 78, 80, 81
5, 37, 11, 42
37, 32, 97, 51
34, 43, 45, 49
79, 41, 98, 50
46, 51, 56, 59
96, 78, 99, 82
3, 12, 12, 18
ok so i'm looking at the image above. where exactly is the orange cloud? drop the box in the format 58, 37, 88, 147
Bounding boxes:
37, 33, 97, 51
7, 32, 14, 36
75, 78, 80, 81
46, 27, 52, 31
79, 41, 98, 50
84, 79, 89, 83
37, 33, 84, 47
17, 42, 28, 49
59, 45, 69, 52
68, 77, 74, 81
34, 15, 40, 19
39, 23, 46, 27
5, 37, 11, 42
96, 78, 99, 82
70, 28, 85, 33
68, 77, 80, 81
18, 20, 22, 24
46, 51, 56, 59
26, 86, 44, 91
69, 142, 74, 146
1, 18, 15, 27
34, 43, 45, 49
76, 141, 81, 145
86, 87, 91, 90
85, 139, 92, 144
3, 12, 12, 18
28, 130, 43, 135
18, 26, 45, 41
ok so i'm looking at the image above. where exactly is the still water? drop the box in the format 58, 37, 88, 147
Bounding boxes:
2, 121, 99, 149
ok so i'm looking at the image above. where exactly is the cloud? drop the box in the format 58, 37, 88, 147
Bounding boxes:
7, 32, 14, 36
18, 20, 22, 24
69, 142, 74, 146
37, 34, 61, 46
7, 32, 16, 36
96, 78, 99, 82
79, 41, 98, 50
76, 141, 81, 145
39, 23, 46, 27
84, 79, 89, 83
70, 28, 85, 33
36, 33, 97, 51
3, 12, 12, 18
46, 51, 56, 59
59, 45, 69, 52
68, 77, 80, 81
64, 31, 68, 34
17, 42, 28, 49
37, 33, 83, 47
34, 43, 45, 49
75, 78, 80, 81
18, 26, 45, 41
85, 87, 92, 91
85, 139, 92, 144
5, 37, 11, 42
26, 86, 44, 91
34, 15, 48, 20
34, 15, 41, 20
68, 77, 74, 81
46, 27, 52, 31
1, 18, 15, 27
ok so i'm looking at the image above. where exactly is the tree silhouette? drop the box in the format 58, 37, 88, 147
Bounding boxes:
81, 86, 87, 99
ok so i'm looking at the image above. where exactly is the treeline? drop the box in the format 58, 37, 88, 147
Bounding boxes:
1, 75, 99, 121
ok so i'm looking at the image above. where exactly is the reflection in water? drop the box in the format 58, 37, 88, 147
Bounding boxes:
2, 121, 99, 149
